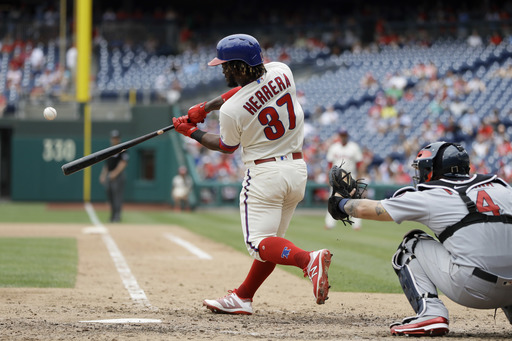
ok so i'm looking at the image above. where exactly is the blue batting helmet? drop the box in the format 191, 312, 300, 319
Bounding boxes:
208, 34, 263, 67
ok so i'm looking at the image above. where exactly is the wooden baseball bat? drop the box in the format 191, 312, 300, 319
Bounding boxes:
62, 124, 175, 176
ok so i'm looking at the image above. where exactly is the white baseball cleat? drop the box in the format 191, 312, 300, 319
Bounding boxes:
390, 315, 449, 336
203, 290, 253, 315
304, 249, 332, 304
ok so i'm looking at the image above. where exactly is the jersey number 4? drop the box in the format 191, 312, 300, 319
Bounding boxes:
476, 190, 501, 216
258, 93, 296, 140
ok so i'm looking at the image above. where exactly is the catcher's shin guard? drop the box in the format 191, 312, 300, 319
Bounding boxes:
502, 305, 512, 325
392, 229, 438, 315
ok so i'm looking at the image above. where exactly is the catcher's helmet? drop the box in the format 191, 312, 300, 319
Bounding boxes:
208, 34, 263, 67
412, 141, 470, 184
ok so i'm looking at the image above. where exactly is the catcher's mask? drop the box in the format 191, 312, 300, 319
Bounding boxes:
412, 141, 470, 185
208, 34, 263, 67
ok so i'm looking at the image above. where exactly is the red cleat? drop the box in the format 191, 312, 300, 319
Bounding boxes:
390, 316, 449, 336
304, 249, 332, 304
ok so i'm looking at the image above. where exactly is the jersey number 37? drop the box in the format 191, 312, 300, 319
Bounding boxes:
258, 93, 296, 140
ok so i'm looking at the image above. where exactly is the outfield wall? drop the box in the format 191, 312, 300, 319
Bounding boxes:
6, 105, 179, 203
0, 105, 400, 206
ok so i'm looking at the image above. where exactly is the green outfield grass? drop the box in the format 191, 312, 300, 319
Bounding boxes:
0, 237, 77, 287
0, 202, 424, 292
142, 209, 421, 293
0, 202, 91, 223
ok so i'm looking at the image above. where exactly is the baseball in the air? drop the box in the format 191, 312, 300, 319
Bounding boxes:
43, 107, 57, 120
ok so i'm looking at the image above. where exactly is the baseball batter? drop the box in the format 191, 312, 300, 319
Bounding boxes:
172, 34, 331, 314
328, 141, 512, 336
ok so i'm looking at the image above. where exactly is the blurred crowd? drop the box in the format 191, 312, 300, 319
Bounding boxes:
1, 1, 512, 199
183, 54, 512, 203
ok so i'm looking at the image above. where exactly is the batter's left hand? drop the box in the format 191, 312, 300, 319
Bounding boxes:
187, 101, 208, 124
173, 116, 198, 137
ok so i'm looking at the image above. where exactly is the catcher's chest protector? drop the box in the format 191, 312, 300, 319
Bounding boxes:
418, 175, 512, 242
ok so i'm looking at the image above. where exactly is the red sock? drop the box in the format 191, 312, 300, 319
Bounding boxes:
235, 259, 276, 299
258, 237, 310, 269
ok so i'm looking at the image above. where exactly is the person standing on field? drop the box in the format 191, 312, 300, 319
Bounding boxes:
171, 166, 193, 211
99, 130, 128, 223
325, 129, 363, 230
172, 33, 332, 315
327, 141, 512, 336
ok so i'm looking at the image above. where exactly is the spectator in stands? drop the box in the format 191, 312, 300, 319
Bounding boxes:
471, 132, 492, 160
420, 119, 441, 143
379, 96, 398, 133
358, 146, 375, 180
458, 108, 479, 142
6, 62, 22, 90
392, 163, 412, 185
467, 29, 483, 47
494, 123, 512, 157
29, 42, 45, 74
102, 7, 117, 21
443, 71, 466, 99
66, 44, 77, 78
319, 105, 339, 126
489, 31, 503, 45
488, 108, 502, 130
472, 158, 491, 174
428, 94, 444, 116
443, 116, 464, 143
198, 154, 217, 180
43, 5, 58, 26
424, 61, 438, 80
385, 72, 407, 99
478, 116, 495, 139
360, 71, 379, 91
376, 155, 396, 184
448, 96, 468, 117
392, 110, 412, 131
497, 160, 512, 183
165, 79, 182, 105
497, 137, 512, 158
465, 76, 486, 93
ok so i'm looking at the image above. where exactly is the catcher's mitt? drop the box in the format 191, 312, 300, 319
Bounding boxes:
327, 163, 367, 225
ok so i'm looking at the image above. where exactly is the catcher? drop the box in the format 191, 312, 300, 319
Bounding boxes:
328, 141, 512, 337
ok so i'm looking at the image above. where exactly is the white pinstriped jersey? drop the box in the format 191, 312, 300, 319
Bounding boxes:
381, 175, 512, 277
326, 141, 362, 176
218, 62, 305, 164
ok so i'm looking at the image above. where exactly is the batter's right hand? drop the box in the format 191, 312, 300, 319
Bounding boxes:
173, 116, 198, 137
187, 101, 208, 124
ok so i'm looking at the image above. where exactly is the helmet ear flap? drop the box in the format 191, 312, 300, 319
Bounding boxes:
425, 169, 433, 182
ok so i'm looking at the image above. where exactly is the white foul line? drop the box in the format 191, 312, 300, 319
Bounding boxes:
84, 202, 156, 310
164, 233, 212, 260
80, 318, 161, 324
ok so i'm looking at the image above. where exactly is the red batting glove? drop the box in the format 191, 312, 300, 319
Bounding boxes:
173, 116, 198, 137
187, 101, 208, 124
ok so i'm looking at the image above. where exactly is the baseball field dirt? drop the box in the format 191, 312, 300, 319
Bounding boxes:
0, 223, 510, 340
